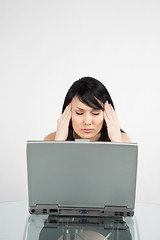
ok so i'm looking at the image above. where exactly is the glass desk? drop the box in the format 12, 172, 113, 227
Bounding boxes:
0, 201, 160, 240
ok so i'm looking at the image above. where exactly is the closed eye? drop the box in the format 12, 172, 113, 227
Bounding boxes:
76, 112, 83, 115
75, 112, 100, 115
92, 113, 100, 115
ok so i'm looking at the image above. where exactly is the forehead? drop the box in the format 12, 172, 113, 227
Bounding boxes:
71, 96, 101, 110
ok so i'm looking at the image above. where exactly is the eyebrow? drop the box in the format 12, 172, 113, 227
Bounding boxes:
75, 107, 85, 110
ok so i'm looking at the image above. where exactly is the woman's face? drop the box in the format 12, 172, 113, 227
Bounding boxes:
71, 96, 104, 141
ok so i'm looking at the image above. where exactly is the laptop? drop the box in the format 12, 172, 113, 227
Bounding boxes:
26, 140, 138, 217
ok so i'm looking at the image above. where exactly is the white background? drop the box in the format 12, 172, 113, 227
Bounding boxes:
0, 0, 160, 204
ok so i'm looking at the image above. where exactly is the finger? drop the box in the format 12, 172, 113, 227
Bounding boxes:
65, 108, 72, 121
58, 106, 71, 124
105, 103, 113, 120
109, 103, 115, 113
106, 103, 115, 118
106, 102, 114, 114
109, 105, 118, 121
64, 103, 71, 112
62, 104, 71, 117
105, 101, 112, 113
62, 109, 72, 123
104, 101, 110, 114
63, 104, 72, 120
104, 111, 110, 126
57, 110, 71, 129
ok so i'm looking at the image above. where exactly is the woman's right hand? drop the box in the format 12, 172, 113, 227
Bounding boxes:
55, 103, 72, 141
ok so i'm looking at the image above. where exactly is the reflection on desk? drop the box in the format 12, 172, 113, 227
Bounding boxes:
1, 201, 160, 240
24, 215, 136, 240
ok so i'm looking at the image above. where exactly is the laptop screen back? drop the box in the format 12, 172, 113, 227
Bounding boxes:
27, 141, 138, 211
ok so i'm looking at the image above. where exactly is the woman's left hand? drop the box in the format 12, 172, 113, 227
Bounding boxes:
103, 101, 122, 142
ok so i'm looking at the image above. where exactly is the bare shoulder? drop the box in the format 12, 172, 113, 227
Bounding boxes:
44, 132, 56, 141
121, 132, 132, 143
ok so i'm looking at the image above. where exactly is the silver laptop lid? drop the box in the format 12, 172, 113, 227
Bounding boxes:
27, 141, 138, 216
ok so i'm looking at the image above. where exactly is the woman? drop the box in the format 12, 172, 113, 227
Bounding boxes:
44, 77, 131, 142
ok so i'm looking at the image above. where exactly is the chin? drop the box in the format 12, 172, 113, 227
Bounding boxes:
78, 133, 95, 139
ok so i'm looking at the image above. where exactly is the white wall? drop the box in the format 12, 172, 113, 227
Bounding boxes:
0, 0, 160, 204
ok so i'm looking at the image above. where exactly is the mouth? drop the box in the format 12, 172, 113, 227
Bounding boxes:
82, 129, 94, 133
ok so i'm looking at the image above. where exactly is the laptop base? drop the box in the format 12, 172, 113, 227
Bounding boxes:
29, 205, 134, 217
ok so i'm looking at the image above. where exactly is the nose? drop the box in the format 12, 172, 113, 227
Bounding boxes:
83, 113, 92, 125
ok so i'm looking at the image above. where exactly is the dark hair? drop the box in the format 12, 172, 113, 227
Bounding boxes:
62, 77, 124, 141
